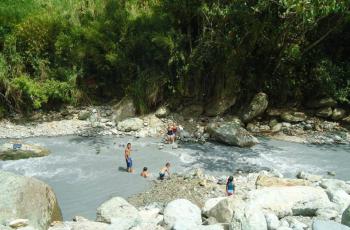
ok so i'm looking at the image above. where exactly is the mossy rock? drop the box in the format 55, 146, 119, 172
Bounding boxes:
0, 143, 50, 161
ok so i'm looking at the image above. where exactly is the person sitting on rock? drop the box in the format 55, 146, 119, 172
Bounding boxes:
159, 162, 171, 180
124, 143, 134, 173
140, 167, 150, 178
226, 176, 235, 196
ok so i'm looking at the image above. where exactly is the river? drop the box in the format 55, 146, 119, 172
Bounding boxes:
0, 135, 349, 220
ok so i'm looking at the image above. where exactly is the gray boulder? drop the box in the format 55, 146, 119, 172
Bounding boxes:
265, 212, 280, 230
0, 171, 62, 230
205, 197, 245, 223
207, 121, 259, 147
307, 98, 337, 109
163, 199, 202, 228
230, 203, 267, 230
205, 96, 236, 117
117, 118, 144, 132
313, 220, 350, 230
181, 104, 204, 117
96, 197, 139, 225
342, 205, 350, 227
241, 92, 268, 122
112, 97, 136, 123
280, 111, 306, 123
316, 107, 333, 118
332, 108, 347, 120
78, 110, 91, 120
0, 143, 50, 161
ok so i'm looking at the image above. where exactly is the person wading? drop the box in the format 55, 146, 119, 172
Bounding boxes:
124, 143, 134, 173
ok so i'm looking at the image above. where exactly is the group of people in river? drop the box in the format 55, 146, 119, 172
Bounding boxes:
124, 142, 171, 180
122, 124, 235, 195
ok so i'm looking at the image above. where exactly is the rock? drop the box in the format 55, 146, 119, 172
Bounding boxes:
313, 220, 350, 230
271, 123, 282, 133
296, 171, 322, 182
281, 112, 307, 123
205, 96, 236, 117
332, 108, 347, 120
202, 197, 226, 216
78, 110, 91, 120
316, 107, 333, 118
320, 179, 350, 194
265, 212, 280, 230
117, 118, 144, 132
72, 220, 109, 230
112, 97, 136, 123
96, 197, 139, 224
325, 189, 350, 212
0, 171, 62, 230
248, 186, 331, 218
9, 219, 29, 228
155, 106, 169, 118
267, 108, 283, 117
342, 205, 350, 227
327, 171, 336, 176
307, 98, 337, 109
230, 203, 267, 230
246, 123, 260, 133
163, 199, 202, 228
241, 92, 269, 122
181, 104, 204, 117
207, 121, 259, 147
343, 116, 350, 124
256, 175, 310, 188
0, 143, 50, 160
195, 224, 225, 230
206, 197, 245, 223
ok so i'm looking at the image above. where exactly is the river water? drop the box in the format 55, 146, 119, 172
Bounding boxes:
0, 135, 349, 220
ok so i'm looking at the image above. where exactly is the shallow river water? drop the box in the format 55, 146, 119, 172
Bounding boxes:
0, 135, 349, 220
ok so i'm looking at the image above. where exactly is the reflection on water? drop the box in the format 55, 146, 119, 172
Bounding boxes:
0, 135, 349, 220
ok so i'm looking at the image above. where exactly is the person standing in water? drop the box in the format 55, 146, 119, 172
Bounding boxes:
140, 167, 150, 178
167, 124, 174, 144
159, 162, 171, 180
226, 176, 235, 196
124, 143, 134, 173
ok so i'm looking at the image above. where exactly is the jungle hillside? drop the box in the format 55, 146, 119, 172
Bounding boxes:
0, 0, 349, 115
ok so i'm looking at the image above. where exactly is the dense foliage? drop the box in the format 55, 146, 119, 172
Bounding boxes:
0, 0, 349, 114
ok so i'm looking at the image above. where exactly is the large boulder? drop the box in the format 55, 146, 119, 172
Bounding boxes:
320, 179, 350, 212
155, 106, 169, 118
241, 92, 269, 122
342, 205, 350, 227
112, 97, 136, 123
78, 110, 91, 120
0, 143, 50, 160
0, 171, 62, 230
117, 118, 144, 132
230, 203, 267, 230
256, 175, 310, 188
202, 197, 226, 216
280, 111, 307, 123
306, 98, 337, 109
181, 104, 204, 118
313, 220, 350, 230
207, 121, 259, 147
96, 197, 139, 225
332, 108, 347, 121
205, 96, 236, 117
316, 107, 333, 118
265, 212, 280, 230
205, 197, 245, 223
248, 186, 331, 218
163, 199, 202, 228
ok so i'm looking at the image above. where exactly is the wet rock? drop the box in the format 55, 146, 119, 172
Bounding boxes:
256, 175, 310, 188
316, 107, 333, 118
207, 121, 259, 147
117, 118, 144, 132
155, 106, 169, 118
313, 220, 350, 230
281, 112, 307, 123
112, 97, 136, 123
78, 110, 91, 120
96, 197, 139, 224
163, 199, 202, 228
332, 108, 347, 121
0, 171, 62, 230
342, 205, 350, 227
241, 92, 268, 122
205, 96, 236, 117
0, 143, 50, 161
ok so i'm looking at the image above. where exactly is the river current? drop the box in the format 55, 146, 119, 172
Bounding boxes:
0, 135, 349, 220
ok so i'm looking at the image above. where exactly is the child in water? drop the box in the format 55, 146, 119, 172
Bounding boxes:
140, 167, 150, 178
159, 162, 171, 180
226, 176, 235, 196
124, 143, 134, 173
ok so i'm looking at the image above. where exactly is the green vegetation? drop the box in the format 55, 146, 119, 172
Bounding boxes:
0, 0, 349, 114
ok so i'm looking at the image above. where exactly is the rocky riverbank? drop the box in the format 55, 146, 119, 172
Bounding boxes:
2, 168, 350, 230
